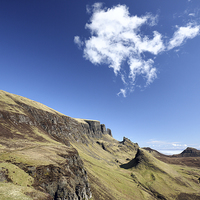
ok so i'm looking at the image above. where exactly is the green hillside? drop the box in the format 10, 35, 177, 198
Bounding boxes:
0, 90, 200, 200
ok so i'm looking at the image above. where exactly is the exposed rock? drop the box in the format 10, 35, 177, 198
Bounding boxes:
101, 124, 107, 135
0, 167, 10, 182
107, 128, 112, 137
119, 137, 139, 152
84, 120, 103, 138
31, 154, 92, 200
0, 91, 94, 200
1, 91, 200, 200
10, 101, 113, 144
0, 90, 112, 200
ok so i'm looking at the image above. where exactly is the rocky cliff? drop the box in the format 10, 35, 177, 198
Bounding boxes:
0, 90, 111, 200
0, 90, 112, 144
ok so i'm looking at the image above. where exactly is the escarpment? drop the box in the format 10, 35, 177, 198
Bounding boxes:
0, 95, 112, 145
0, 90, 113, 200
1, 90, 115, 199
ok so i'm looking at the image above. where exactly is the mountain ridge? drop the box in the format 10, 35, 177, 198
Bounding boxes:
1, 90, 200, 200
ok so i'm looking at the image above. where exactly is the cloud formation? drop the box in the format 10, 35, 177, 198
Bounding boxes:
74, 36, 83, 49
147, 140, 188, 149
74, 4, 200, 97
168, 23, 200, 50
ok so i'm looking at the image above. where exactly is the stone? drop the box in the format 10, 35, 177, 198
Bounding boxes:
107, 128, 112, 137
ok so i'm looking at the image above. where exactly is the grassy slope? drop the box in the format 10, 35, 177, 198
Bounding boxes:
0, 90, 85, 124
0, 91, 78, 199
72, 136, 144, 200
72, 136, 200, 200
0, 123, 71, 199
1, 90, 200, 200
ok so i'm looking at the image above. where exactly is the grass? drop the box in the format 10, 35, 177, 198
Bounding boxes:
1, 90, 200, 200
30, 126, 61, 145
0, 182, 50, 200
72, 142, 145, 200
0, 162, 34, 187
72, 141, 200, 200
0, 183, 32, 200
0, 90, 96, 124
0, 90, 63, 116
73, 118, 100, 124
0, 163, 49, 200
0, 143, 69, 167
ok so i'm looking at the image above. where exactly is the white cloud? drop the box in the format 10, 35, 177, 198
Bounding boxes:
74, 36, 84, 49
168, 23, 200, 50
80, 4, 164, 88
128, 58, 157, 86
117, 89, 126, 97
147, 140, 188, 149
75, 4, 200, 97
86, 2, 103, 14
189, 13, 195, 17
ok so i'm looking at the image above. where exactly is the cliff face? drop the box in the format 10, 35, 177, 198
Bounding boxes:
0, 90, 113, 143
0, 90, 114, 199
7, 100, 112, 145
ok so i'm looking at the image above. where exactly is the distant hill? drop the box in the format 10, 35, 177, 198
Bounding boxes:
1, 90, 200, 200
142, 147, 169, 157
143, 147, 200, 168
175, 147, 200, 157
143, 147, 200, 158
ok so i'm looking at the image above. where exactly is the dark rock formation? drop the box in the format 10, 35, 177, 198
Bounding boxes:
32, 152, 91, 200
101, 124, 107, 135
4, 149, 92, 200
107, 128, 112, 137
120, 149, 144, 169
119, 137, 139, 152
1, 100, 113, 145
84, 120, 111, 139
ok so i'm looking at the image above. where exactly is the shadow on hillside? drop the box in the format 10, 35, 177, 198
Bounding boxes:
120, 157, 138, 169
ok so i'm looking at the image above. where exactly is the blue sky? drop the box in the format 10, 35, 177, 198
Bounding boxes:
1, 0, 200, 153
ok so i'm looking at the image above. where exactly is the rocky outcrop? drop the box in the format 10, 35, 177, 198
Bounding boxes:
0, 100, 112, 145
0, 91, 96, 199
107, 128, 112, 137
119, 137, 139, 152
0, 90, 113, 200
1, 148, 92, 200
30, 150, 91, 200
84, 120, 111, 139
0, 112, 92, 199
